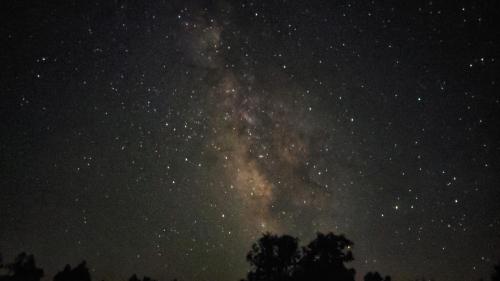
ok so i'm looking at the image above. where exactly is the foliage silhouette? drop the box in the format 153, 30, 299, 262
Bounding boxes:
245, 233, 299, 281
53, 262, 91, 281
365, 272, 391, 281
297, 233, 355, 281
244, 232, 358, 281
365, 272, 383, 281
0, 253, 43, 281
17, 237, 500, 281
492, 263, 500, 281
129, 274, 157, 281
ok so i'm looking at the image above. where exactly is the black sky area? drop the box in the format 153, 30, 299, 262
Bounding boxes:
1, 1, 500, 281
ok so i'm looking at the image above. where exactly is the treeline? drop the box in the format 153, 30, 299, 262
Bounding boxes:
244, 232, 388, 281
0, 254, 158, 281
1, 232, 499, 281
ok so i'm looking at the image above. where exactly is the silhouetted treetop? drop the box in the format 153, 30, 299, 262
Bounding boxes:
244, 232, 356, 281
365, 271, 391, 281
53, 261, 90, 281
298, 233, 355, 281
3, 231, 447, 281
302, 233, 354, 265
0, 253, 43, 281
246, 233, 299, 281
129, 274, 157, 281
492, 263, 500, 281
365, 272, 383, 281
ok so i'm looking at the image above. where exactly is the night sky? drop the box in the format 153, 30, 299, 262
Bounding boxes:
1, 1, 500, 281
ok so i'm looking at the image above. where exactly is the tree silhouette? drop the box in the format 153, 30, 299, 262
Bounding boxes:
492, 263, 500, 281
244, 232, 358, 281
0, 233, 401, 281
365, 272, 383, 281
129, 274, 141, 281
245, 233, 300, 281
365, 272, 391, 281
0, 256, 5, 281
53, 262, 91, 281
129, 274, 157, 281
0, 253, 171, 281
297, 233, 355, 281
0, 253, 43, 281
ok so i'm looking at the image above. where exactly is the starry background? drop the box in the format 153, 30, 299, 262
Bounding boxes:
1, 1, 499, 281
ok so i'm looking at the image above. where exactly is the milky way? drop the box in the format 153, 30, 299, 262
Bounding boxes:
181, 13, 339, 237
1, 1, 500, 281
